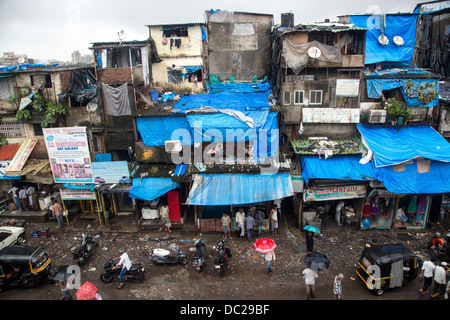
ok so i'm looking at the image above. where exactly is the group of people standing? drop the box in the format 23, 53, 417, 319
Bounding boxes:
419, 257, 449, 299
7, 185, 39, 211
226, 201, 282, 242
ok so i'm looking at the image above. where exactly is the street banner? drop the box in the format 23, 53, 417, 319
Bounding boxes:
43, 127, 94, 183
5, 138, 38, 172
60, 189, 96, 200
304, 185, 367, 201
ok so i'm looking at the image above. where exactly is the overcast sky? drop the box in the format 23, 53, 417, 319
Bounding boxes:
0, 0, 419, 62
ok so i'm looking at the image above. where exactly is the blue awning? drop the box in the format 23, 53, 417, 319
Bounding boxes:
357, 124, 450, 167
373, 159, 450, 194
129, 177, 177, 201
300, 155, 377, 185
186, 173, 294, 206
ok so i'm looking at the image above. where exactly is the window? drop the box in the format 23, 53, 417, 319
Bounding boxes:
283, 91, 291, 105
162, 26, 189, 38
294, 90, 304, 104
33, 124, 43, 136
0, 122, 27, 138
309, 90, 323, 105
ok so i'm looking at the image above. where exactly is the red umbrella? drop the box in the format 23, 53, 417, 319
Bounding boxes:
76, 281, 98, 300
253, 238, 277, 254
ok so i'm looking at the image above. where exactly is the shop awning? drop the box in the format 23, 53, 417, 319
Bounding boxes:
129, 177, 177, 201
374, 159, 450, 194
357, 124, 450, 167
186, 173, 294, 206
300, 155, 377, 185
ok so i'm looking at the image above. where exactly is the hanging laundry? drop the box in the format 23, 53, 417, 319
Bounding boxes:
370, 197, 379, 216
174, 39, 181, 48
101, 83, 131, 116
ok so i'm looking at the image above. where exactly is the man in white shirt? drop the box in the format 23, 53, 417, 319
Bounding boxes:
431, 262, 447, 299
114, 249, 132, 289
235, 208, 246, 238
335, 201, 345, 226
270, 205, 278, 236
419, 258, 436, 295
303, 267, 318, 300
396, 206, 408, 223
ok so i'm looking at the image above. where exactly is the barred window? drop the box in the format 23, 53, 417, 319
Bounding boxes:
0, 122, 27, 138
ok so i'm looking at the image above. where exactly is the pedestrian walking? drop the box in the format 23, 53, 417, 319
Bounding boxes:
235, 208, 246, 238
255, 209, 265, 238
270, 205, 278, 236
305, 231, 314, 253
52, 199, 64, 229
113, 248, 132, 289
419, 258, 436, 295
333, 273, 344, 300
245, 213, 255, 242
59, 280, 73, 300
264, 250, 276, 276
431, 262, 447, 299
302, 267, 318, 300
221, 212, 232, 240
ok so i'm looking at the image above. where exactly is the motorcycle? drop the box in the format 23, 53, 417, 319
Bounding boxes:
150, 243, 188, 265
99, 258, 145, 284
213, 240, 232, 276
192, 239, 207, 272
71, 233, 98, 266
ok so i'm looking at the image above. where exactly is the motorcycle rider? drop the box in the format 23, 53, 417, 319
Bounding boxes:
113, 248, 132, 289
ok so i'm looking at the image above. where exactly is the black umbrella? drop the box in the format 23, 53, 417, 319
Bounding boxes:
51, 265, 76, 282
303, 252, 331, 271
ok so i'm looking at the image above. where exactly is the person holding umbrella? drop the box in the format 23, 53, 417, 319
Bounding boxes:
76, 281, 102, 300
303, 225, 320, 253
253, 238, 277, 276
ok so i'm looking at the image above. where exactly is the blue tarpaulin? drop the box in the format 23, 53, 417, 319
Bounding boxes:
357, 124, 450, 167
300, 155, 377, 185
129, 177, 177, 201
350, 15, 418, 64
186, 173, 294, 206
366, 68, 439, 107
136, 116, 192, 146
373, 159, 450, 194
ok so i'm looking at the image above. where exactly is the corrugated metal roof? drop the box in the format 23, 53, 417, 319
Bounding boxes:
0, 143, 20, 161
145, 22, 204, 27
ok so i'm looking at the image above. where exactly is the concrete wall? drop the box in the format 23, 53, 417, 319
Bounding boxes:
207, 12, 273, 81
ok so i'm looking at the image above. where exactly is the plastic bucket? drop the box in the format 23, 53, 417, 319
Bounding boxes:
149, 90, 159, 102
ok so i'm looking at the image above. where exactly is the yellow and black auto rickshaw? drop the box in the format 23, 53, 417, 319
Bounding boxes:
356, 243, 421, 296
0, 245, 51, 292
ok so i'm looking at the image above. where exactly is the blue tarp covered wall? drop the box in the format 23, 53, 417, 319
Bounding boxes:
129, 177, 177, 201
300, 155, 377, 185
350, 15, 418, 64
136, 116, 192, 146
357, 124, 450, 167
186, 173, 294, 206
366, 68, 439, 107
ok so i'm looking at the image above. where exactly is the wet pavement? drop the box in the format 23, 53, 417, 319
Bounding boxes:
0, 212, 448, 302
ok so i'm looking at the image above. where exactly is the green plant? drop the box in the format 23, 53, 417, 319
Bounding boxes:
386, 98, 411, 124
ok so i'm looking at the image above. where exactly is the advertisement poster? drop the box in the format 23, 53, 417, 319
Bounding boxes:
5, 138, 38, 172
91, 161, 130, 184
303, 185, 367, 202
336, 79, 360, 97
43, 127, 93, 183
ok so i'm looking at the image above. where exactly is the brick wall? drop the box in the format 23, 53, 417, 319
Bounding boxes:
98, 68, 132, 84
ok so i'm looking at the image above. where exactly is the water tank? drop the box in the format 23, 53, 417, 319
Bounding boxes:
281, 13, 294, 27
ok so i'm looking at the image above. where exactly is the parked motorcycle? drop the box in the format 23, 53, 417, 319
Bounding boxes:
192, 239, 207, 272
71, 233, 98, 266
213, 240, 232, 276
150, 243, 188, 265
427, 232, 450, 262
99, 258, 145, 284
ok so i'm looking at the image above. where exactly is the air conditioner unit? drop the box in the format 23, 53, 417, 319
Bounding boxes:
369, 110, 387, 124
165, 140, 182, 152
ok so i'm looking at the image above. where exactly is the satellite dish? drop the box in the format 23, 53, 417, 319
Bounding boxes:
87, 102, 98, 113
378, 34, 389, 46
393, 36, 404, 46
117, 30, 127, 42
307, 47, 322, 59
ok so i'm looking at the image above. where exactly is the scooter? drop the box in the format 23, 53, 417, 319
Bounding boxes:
427, 232, 450, 262
99, 258, 145, 283
192, 239, 207, 272
150, 243, 188, 265
213, 240, 232, 276
71, 233, 98, 266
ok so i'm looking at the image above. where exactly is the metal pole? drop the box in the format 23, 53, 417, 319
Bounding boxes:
61, 199, 70, 226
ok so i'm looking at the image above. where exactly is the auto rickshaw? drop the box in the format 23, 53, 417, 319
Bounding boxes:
356, 243, 421, 296
0, 245, 51, 292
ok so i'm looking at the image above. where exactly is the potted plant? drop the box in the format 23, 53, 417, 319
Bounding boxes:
386, 98, 410, 125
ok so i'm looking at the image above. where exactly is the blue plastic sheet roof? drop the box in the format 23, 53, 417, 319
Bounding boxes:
350, 15, 418, 64
300, 155, 377, 185
186, 173, 294, 205
357, 124, 450, 167
129, 177, 177, 201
